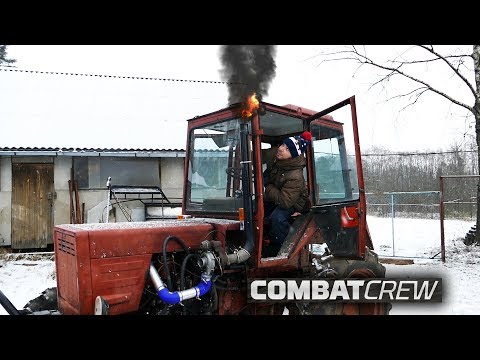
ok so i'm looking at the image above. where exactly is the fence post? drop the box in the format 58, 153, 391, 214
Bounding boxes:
439, 176, 446, 262
438, 174, 480, 263
391, 193, 395, 257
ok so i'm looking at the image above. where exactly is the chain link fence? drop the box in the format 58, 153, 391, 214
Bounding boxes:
440, 176, 478, 221
366, 191, 441, 259
366, 184, 477, 260
439, 175, 478, 261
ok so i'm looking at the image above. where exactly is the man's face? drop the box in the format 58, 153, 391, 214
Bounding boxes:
276, 144, 292, 160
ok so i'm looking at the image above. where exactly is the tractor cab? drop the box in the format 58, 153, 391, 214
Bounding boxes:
183, 96, 371, 268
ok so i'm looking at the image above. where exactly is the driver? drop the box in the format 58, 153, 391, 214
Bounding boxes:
263, 131, 312, 256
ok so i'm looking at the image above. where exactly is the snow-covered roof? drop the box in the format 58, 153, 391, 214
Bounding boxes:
0, 147, 185, 157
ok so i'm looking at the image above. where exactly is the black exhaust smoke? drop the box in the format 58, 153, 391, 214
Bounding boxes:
219, 45, 277, 105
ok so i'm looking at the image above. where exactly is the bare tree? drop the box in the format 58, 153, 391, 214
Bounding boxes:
316, 45, 480, 244
0, 45, 16, 66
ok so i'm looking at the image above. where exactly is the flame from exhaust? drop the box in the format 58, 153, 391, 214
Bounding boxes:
241, 93, 260, 118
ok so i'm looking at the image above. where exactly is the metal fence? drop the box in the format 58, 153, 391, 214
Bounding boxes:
366, 191, 441, 259
439, 175, 479, 262
366, 185, 477, 262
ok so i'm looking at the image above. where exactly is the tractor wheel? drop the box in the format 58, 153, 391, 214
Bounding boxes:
295, 297, 390, 315
464, 225, 476, 246
295, 301, 344, 315
296, 259, 391, 315
344, 259, 386, 278
23, 287, 58, 313
341, 260, 390, 315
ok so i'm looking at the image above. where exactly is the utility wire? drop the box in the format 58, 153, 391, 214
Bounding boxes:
0, 66, 245, 85
363, 150, 478, 156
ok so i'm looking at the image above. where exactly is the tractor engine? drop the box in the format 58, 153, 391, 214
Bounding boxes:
136, 244, 218, 315
53, 218, 251, 315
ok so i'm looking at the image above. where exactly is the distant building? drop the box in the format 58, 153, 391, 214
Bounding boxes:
0, 147, 185, 249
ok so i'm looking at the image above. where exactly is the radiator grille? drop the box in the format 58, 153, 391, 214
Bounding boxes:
58, 236, 76, 256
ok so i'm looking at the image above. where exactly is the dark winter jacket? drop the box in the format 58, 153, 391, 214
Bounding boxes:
264, 155, 309, 211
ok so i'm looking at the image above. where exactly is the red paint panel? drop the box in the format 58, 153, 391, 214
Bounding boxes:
88, 223, 214, 258
55, 230, 80, 312
54, 221, 215, 314
90, 255, 151, 315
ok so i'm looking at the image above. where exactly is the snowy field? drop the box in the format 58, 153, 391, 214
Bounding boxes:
0, 216, 478, 315
363, 216, 479, 314
368, 216, 474, 259
0, 254, 57, 315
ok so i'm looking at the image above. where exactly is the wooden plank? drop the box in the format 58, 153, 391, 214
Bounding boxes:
12, 163, 53, 249
74, 180, 81, 224
68, 180, 75, 224
379, 257, 414, 265
81, 203, 85, 225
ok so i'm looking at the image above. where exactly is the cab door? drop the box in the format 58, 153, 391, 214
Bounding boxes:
307, 96, 368, 257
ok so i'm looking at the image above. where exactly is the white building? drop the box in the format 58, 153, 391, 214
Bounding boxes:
0, 147, 185, 249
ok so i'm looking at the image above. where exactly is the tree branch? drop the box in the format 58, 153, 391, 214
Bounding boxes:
397, 87, 429, 113
386, 86, 429, 102
418, 45, 477, 99
390, 54, 472, 65
347, 46, 473, 114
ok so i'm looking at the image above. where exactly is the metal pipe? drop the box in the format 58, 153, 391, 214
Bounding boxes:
304, 98, 351, 122
105, 177, 112, 223
149, 251, 215, 305
226, 248, 251, 265
251, 112, 265, 267
439, 176, 446, 263
0, 290, 21, 315
391, 193, 395, 257
349, 96, 367, 257
149, 264, 212, 305
239, 121, 254, 255
162, 235, 190, 290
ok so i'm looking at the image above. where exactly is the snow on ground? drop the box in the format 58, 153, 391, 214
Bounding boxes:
368, 216, 474, 259
371, 216, 479, 314
0, 216, 478, 315
0, 254, 57, 315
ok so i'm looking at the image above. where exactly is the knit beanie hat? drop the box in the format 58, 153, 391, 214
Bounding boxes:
283, 131, 312, 158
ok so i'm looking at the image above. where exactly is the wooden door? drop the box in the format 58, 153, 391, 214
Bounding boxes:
12, 163, 54, 249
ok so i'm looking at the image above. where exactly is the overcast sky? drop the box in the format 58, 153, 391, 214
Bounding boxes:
0, 45, 475, 151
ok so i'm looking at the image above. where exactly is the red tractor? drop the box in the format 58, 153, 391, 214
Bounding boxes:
1, 96, 389, 315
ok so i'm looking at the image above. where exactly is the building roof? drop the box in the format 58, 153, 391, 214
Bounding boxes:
0, 147, 185, 157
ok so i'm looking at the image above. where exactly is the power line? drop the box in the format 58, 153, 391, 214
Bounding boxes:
363, 150, 478, 156
0, 66, 245, 85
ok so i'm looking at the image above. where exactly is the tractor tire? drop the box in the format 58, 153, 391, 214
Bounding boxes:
295, 258, 391, 315
342, 259, 390, 315
464, 225, 476, 246
295, 301, 344, 315
23, 287, 58, 313
344, 259, 386, 278
295, 301, 390, 315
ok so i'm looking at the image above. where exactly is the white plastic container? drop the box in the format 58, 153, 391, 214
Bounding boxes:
131, 207, 145, 222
